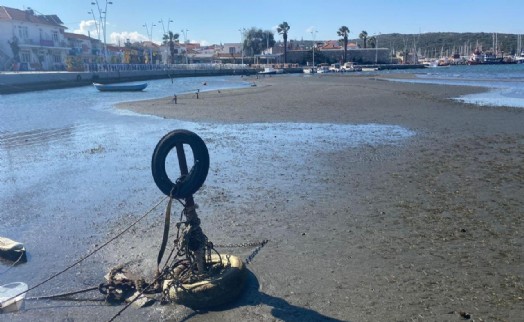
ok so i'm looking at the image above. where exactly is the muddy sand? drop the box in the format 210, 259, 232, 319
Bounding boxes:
5, 74, 523, 321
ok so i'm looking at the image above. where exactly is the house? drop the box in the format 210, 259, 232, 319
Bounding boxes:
64, 32, 102, 64
0, 6, 69, 71
319, 40, 342, 50
214, 43, 243, 64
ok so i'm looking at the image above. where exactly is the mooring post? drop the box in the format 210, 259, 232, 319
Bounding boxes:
175, 142, 206, 273
183, 197, 206, 274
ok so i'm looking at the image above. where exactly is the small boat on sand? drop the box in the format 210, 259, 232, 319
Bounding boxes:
0, 237, 26, 262
0, 282, 28, 313
93, 82, 148, 92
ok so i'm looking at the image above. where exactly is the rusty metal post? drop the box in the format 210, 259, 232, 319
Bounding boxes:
175, 143, 206, 273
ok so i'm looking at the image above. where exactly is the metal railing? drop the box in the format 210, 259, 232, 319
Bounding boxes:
83, 63, 250, 72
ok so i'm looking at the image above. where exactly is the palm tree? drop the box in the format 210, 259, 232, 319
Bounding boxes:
337, 26, 350, 63
162, 31, 179, 64
359, 31, 368, 49
368, 36, 377, 48
277, 22, 290, 63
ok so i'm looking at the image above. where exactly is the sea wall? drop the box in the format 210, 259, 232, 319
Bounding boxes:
0, 68, 259, 94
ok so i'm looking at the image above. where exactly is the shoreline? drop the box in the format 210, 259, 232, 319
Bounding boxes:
117, 74, 495, 126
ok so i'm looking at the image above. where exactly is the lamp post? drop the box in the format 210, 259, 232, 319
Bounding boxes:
375, 32, 381, 64
90, 0, 113, 63
238, 28, 245, 65
181, 29, 189, 64
266, 30, 270, 65
311, 29, 317, 67
159, 18, 174, 35
159, 19, 173, 64
87, 10, 100, 41
143, 22, 156, 64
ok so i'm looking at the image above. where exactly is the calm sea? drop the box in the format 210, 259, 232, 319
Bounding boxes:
384, 64, 524, 108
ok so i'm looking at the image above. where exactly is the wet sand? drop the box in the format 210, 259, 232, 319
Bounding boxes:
111, 74, 524, 321
6, 74, 523, 321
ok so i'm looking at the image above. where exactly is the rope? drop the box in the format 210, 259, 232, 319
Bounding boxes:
27, 286, 99, 300
0, 251, 25, 275
2, 196, 167, 305
107, 272, 165, 322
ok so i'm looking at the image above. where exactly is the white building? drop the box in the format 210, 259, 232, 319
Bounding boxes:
0, 6, 69, 71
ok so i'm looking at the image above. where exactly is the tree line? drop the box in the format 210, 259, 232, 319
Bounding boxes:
160, 24, 524, 64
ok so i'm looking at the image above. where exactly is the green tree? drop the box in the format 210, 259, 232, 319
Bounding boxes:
277, 21, 290, 63
368, 36, 377, 48
359, 30, 368, 48
244, 27, 275, 57
162, 31, 179, 64
337, 26, 350, 63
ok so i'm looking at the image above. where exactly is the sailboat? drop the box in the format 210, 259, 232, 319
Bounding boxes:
516, 34, 524, 64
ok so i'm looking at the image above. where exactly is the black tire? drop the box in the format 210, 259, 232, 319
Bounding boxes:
151, 130, 209, 198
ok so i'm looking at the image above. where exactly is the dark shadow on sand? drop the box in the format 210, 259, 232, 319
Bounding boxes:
180, 269, 349, 322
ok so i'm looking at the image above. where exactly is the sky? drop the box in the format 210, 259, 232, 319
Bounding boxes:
3, 0, 524, 46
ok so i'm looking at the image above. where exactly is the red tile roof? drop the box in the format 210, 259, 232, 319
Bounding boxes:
0, 6, 64, 27
64, 32, 93, 40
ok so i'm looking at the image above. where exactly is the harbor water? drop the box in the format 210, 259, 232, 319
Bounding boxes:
385, 64, 524, 108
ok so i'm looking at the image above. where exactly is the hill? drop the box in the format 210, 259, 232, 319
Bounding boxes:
351, 32, 521, 58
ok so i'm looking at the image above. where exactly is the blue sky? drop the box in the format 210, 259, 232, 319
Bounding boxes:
4, 0, 524, 46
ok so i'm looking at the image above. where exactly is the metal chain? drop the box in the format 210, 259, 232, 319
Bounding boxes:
212, 240, 269, 248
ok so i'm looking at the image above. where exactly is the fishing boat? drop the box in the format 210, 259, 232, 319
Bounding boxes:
93, 82, 148, 92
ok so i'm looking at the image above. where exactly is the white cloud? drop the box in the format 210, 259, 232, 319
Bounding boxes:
110, 31, 148, 45
74, 19, 100, 38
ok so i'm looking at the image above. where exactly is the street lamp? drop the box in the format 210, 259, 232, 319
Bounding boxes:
87, 10, 100, 41
238, 28, 245, 65
143, 22, 156, 64
159, 18, 174, 35
311, 29, 317, 67
90, 0, 113, 63
375, 32, 381, 64
181, 29, 189, 63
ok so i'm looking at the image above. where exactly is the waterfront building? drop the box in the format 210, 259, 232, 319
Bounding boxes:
0, 6, 69, 71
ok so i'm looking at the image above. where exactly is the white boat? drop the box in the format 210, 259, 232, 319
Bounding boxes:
341, 62, 361, 72
316, 66, 330, 73
258, 67, 283, 75
515, 52, 524, 64
303, 67, 317, 74
0, 282, 28, 313
361, 67, 379, 72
